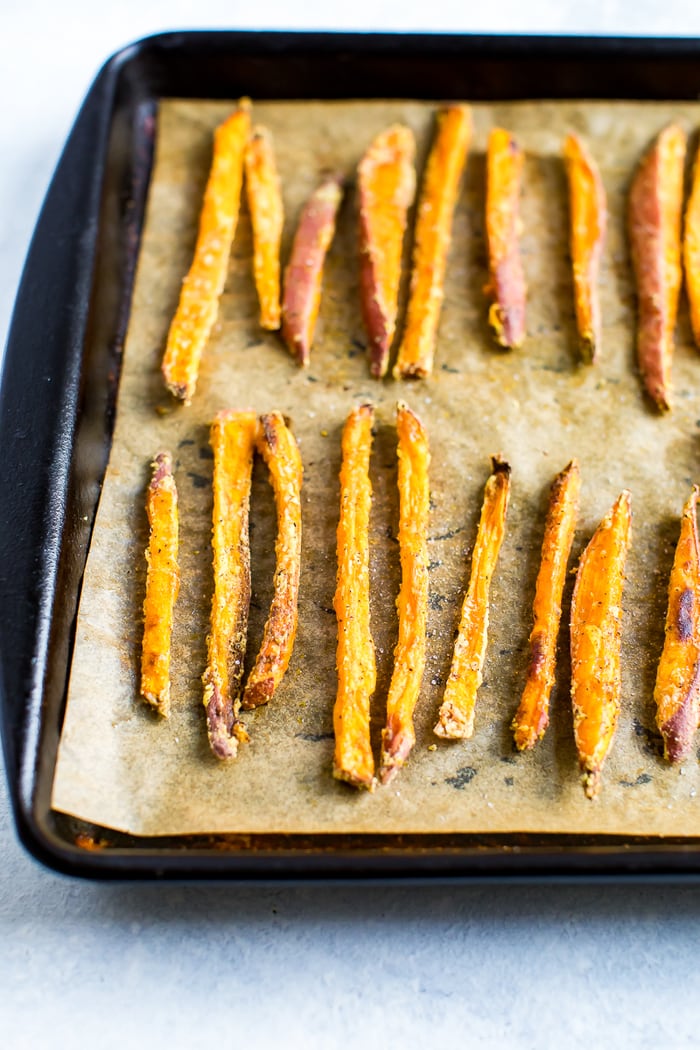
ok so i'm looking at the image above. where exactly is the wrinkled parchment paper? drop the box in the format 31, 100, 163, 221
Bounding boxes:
52, 99, 700, 836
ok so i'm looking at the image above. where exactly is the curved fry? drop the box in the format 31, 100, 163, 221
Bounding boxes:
162, 100, 251, 404
141, 452, 180, 717
358, 124, 416, 378
242, 413, 303, 709
379, 401, 430, 784
485, 127, 526, 350
393, 105, 472, 378
654, 487, 700, 762
570, 490, 632, 798
683, 142, 700, 349
245, 126, 284, 331
333, 404, 377, 789
434, 456, 511, 740
563, 134, 606, 363
512, 460, 580, 750
202, 410, 258, 760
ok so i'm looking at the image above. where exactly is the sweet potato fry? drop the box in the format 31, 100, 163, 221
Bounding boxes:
333, 404, 377, 789
485, 127, 526, 350
683, 143, 700, 348
141, 452, 180, 717
629, 123, 686, 411
245, 126, 284, 330
281, 174, 344, 366
379, 402, 430, 784
563, 134, 607, 363
358, 125, 417, 378
393, 105, 472, 378
512, 460, 580, 750
434, 456, 511, 740
570, 490, 632, 798
161, 100, 251, 404
242, 413, 303, 709
654, 487, 700, 762
202, 410, 258, 760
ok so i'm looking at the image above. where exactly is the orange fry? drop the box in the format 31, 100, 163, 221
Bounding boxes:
485, 127, 526, 349
512, 460, 580, 750
358, 124, 416, 378
161, 100, 251, 404
434, 456, 511, 740
140, 452, 180, 717
242, 413, 303, 709
245, 126, 284, 330
281, 174, 344, 366
629, 123, 686, 411
570, 490, 632, 798
393, 105, 471, 378
202, 410, 258, 760
563, 134, 607, 363
379, 402, 430, 784
654, 487, 700, 762
683, 142, 700, 349
333, 404, 377, 789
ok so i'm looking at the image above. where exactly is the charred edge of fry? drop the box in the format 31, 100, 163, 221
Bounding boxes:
333, 403, 376, 791
140, 451, 179, 718
379, 400, 430, 784
245, 125, 283, 331
511, 459, 580, 751
485, 128, 526, 350
241, 412, 303, 710
433, 454, 511, 740
281, 174, 344, 368
582, 768, 602, 801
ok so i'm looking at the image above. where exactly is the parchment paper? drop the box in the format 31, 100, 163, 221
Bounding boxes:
52, 98, 700, 837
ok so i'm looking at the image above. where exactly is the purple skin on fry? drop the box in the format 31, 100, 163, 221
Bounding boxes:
661, 666, 700, 762
493, 254, 526, 348
380, 717, 414, 785
358, 240, 391, 377
151, 451, 173, 487
205, 683, 239, 760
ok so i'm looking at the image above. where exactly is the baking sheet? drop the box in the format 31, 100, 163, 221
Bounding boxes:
52, 98, 700, 837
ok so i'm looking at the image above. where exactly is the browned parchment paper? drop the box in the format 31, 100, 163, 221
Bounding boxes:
52, 99, 700, 836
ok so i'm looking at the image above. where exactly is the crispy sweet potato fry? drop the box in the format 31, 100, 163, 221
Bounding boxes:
570, 490, 632, 798
393, 105, 471, 378
434, 456, 511, 740
654, 487, 700, 762
379, 402, 430, 784
245, 126, 284, 331
512, 460, 580, 750
242, 413, 303, 709
629, 124, 686, 411
358, 125, 417, 378
563, 134, 607, 363
333, 404, 377, 789
202, 410, 258, 760
281, 174, 344, 366
161, 100, 251, 404
485, 127, 526, 350
683, 143, 700, 348
140, 452, 180, 717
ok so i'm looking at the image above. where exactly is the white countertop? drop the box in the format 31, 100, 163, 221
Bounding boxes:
3, 3, 700, 1047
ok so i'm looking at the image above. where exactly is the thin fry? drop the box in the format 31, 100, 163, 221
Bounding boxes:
281, 173, 344, 366
393, 105, 471, 378
570, 490, 632, 798
202, 410, 258, 760
140, 452, 179, 717
245, 126, 284, 330
485, 127, 526, 349
358, 124, 416, 378
161, 100, 251, 404
629, 123, 686, 411
242, 413, 303, 709
333, 403, 376, 789
379, 402, 430, 784
563, 134, 607, 363
683, 142, 700, 348
654, 487, 700, 762
512, 460, 580, 750
434, 456, 511, 740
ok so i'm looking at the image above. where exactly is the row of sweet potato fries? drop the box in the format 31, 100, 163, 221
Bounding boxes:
140, 402, 700, 799
158, 98, 700, 411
